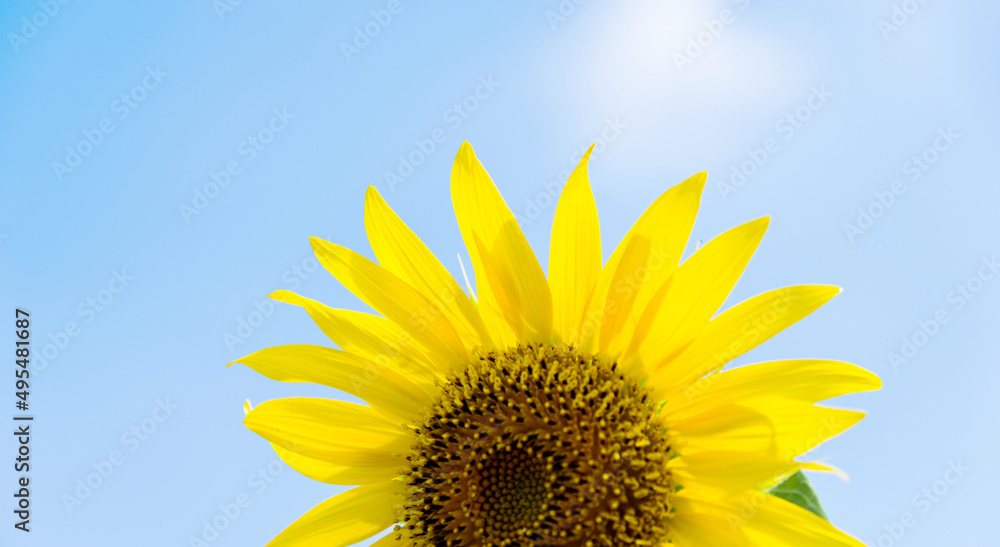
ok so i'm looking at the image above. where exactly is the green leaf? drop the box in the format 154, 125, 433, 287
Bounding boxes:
766, 471, 828, 520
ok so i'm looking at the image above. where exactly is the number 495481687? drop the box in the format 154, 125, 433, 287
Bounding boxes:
15, 309, 29, 404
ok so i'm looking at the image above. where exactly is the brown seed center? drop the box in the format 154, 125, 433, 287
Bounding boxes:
397, 344, 675, 546
472, 446, 549, 537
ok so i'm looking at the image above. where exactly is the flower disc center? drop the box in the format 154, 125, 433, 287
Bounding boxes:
398, 344, 675, 546
473, 446, 550, 537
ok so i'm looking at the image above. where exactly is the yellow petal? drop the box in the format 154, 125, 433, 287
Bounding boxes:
597, 234, 656, 357
244, 397, 410, 468
229, 344, 432, 421
310, 238, 470, 370
670, 401, 865, 460
669, 512, 753, 546
625, 217, 769, 374
451, 142, 552, 344
577, 172, 705, 352
471, 232, 552, 346
673, 490, 864, 547
669, 451, 802, 497
265, 480, 401, 547
667, 359, 882, 421
798, 461, 850, 483
271, 442, 399, 485
364, 186, 492, 349
269, 290, 442, 387
741, 493, 866, 547
549, 146, 601, 346
650, 285, 842, 397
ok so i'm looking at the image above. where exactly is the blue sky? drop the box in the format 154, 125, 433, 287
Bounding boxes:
1, 1, 997, 546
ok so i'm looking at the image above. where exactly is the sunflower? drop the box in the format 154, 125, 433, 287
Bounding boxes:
231, 142, 880, 547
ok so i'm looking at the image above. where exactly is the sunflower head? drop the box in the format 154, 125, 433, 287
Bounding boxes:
231, 142, 880, 547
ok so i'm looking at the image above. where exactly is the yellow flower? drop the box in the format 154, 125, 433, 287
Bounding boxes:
231, 142, 880, 546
